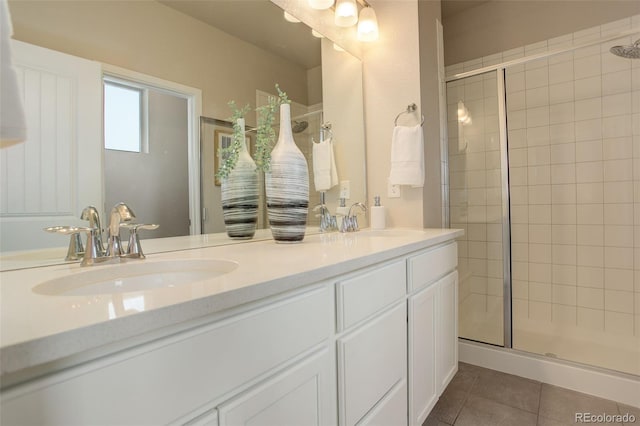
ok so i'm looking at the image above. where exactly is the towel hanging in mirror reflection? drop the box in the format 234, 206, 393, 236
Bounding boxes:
313, 122, 338, 191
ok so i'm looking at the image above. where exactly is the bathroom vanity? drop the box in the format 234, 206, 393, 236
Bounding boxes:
0, 228, 461, 425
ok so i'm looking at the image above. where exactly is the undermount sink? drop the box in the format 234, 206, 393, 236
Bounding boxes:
32, 259, 239, 296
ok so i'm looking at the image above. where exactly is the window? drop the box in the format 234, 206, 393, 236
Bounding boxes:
103, 80, 146, 152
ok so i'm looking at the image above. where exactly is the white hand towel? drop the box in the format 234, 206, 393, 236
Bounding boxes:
388, 124, 424, 187
313, 137, 339, 192
329, 138, 338, 188
0, 0, 27, 147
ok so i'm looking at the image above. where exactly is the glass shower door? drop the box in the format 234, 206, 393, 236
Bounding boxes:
447, 70, 507, 346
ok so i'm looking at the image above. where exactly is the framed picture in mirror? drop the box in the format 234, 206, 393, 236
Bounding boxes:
201, 117, 253, 186
213, 127, 233, 186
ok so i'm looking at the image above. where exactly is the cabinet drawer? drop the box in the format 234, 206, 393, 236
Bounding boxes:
407, 242, 457, 292
1, 285, 331, 426
337, 302, 407, 426
336, 260, 406, 331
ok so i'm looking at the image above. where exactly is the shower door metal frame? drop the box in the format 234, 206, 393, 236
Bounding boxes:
496, 68, 512, 348
442, 27, 640, 349
442, 69, 513, 348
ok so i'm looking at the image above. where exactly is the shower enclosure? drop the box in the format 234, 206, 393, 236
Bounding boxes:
446, 24, 640, 376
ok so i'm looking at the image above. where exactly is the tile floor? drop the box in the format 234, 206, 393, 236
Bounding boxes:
423, 362, 640, 426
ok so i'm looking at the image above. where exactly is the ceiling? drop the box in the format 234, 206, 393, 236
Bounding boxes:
159, 0, 321, 69
159, 0, 491, 68
441, 0, 491, 20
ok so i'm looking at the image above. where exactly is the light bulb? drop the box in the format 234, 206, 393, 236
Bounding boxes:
333, 43, 346, 52
311, 29, 324, 38
308, 0, 334, 10
357, 6, 378, 42
334, 0, 358, 27
283, 11, 300, 23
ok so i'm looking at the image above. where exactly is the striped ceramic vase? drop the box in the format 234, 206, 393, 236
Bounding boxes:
265, 103, 309, 243
221, 118, 259, 239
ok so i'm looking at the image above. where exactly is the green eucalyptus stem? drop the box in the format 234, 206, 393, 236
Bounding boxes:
275, 83, 290, 105
254, 84, 290, 172
216, 101, 250, 181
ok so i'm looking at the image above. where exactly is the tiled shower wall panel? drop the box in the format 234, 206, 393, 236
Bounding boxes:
505, 33, 640, 338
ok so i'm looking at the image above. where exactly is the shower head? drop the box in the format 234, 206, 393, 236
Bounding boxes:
609, 39, 640, 59
292, 120, 308, 133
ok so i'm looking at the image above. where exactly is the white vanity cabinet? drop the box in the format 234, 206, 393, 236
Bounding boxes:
1, 232, 461, 426
407, 242, 458, 426
336, 260, 408, 426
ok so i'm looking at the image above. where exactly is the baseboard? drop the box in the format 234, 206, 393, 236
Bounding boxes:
459, 339, 640, 408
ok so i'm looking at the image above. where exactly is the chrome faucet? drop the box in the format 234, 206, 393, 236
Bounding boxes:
45, 202, 158, 266
80, 206, 105, 255
340, 202, 367, 233
105, 202, 136, 257
313, 192, 338, 233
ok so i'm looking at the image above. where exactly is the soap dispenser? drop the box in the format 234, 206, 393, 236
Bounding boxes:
370, 195, 386, 230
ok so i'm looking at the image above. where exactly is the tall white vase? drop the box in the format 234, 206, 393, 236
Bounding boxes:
265, 103, 309, 242
221, 118, 259, 239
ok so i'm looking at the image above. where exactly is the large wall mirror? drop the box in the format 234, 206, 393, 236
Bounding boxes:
1, 0, 367, 270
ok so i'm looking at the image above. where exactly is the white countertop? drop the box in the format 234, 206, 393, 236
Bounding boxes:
0, 228, 462, 385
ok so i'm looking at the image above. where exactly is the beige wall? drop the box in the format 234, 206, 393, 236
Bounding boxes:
307, 65, 323, 106
443, 0, 640, 66
321, 39, 367, 220
8, 0, 310, 125
363, 0, 424, 228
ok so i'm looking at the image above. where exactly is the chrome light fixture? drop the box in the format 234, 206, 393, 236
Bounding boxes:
308, 0, 334, 10
334, 0, 358, 27
357, 5, 378, 41
333, 43, 346, 52
283, 11, 301, 23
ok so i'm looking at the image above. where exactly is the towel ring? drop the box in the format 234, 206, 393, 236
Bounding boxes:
314, 122, 333, 144
394, 103, 425, 126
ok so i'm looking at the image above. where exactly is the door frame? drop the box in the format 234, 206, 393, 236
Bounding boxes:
101, 64, 203, 235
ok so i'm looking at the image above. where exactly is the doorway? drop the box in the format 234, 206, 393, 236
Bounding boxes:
102, 65, 203, 236
103, 77, 190, 238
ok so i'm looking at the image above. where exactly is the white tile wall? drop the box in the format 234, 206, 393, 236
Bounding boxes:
449, 16, 640, 365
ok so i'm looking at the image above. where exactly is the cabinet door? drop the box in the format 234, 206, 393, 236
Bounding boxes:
337, 302, 407, 426
359, 379, 407, 426
408, 282, 438, 426
437, 271, 459, 394
218, 349, 335, 426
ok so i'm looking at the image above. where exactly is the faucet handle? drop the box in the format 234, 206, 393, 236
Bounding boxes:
44, 226, 85, 261
121, 223, 159, 259
44, 226, 103, 265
